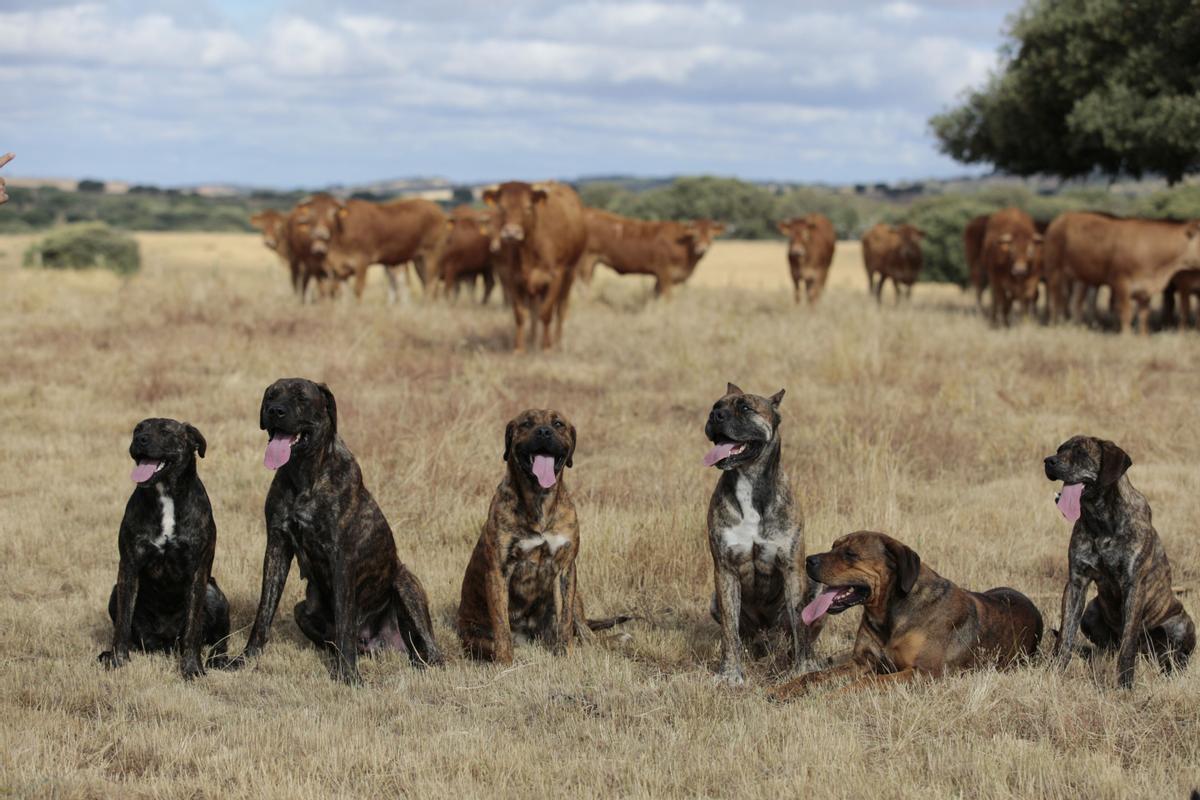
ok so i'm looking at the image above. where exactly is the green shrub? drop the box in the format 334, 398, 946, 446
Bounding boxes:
23, 223, 141, 275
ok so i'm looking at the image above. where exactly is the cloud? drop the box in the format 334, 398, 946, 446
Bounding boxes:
0, 1, 1017, 185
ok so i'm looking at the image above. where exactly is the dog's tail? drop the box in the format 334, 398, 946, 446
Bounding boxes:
585, 615, 635, 631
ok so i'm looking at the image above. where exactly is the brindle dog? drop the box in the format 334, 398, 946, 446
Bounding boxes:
1044, 436, 1195, 688
224, 378, 442, 683
100, 418, 230, 679
457, 409, 627, 663
769, 531, 1043, 699
704, 384, 819, 685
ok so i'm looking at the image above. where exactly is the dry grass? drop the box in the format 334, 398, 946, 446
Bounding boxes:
1, 232, 1198, 799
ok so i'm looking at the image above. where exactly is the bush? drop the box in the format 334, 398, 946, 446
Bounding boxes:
23, 223, 141, 275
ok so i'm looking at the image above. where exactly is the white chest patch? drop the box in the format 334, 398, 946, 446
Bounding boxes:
720, 477, 784, 562
516, 533, 571, 555
154, 484, 176, 549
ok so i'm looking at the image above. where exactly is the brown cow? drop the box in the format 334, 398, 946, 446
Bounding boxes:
1045, 212, 1200, 333
862, 223, 923, 303
323, 198, 446, 304
575, 210, 725, 298
483, 181, 587, 353
777, 214, 836, 305
286, 194, 342, 302
430, 205, 497, 304
964, 213, 989, 309
249, 210, 296, 293
982, 207, 1043, 327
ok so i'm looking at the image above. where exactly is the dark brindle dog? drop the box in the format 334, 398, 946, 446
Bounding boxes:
457, 409, 627, 663
225, 378, 442, 683
703, 384, 820, 685
99, 418, 230, 679
1044, 435, 1195, 687
769, 531, 1043, 699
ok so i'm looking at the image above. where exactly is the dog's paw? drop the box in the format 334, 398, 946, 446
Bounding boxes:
98, 650, 128, 670
180, 660, 205, 681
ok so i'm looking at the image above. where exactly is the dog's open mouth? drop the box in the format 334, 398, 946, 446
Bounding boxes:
529, 452, 563, 489
801, 585, 869, 626
130, 458, 167, 484
265, 430, 304, 470
702, 439, 760, 468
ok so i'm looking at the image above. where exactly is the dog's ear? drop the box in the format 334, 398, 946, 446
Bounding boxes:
769, 389, 785, 408
317, 383, 337, 434
566, 423, 577, 469
502, 420, 515, 462
1098, 439, 1131, 486
726, 382, 744, 396
184, 424, 206, 459
885, 538, 921, 596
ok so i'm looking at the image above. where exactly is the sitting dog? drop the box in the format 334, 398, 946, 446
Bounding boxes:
225, 378, 442, 683
99, 418, 230, 679
457, 409, 627, 663
1044, 435, 1195, 687
704, 383, 820, 685
769, 531, 1043, 698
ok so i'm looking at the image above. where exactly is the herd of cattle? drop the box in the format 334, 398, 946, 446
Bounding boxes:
250, 183, 1200, 350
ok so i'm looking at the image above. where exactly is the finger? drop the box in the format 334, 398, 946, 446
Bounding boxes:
0, 153, 13, 169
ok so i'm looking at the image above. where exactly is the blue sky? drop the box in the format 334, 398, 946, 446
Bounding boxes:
0, 1, 1021, 187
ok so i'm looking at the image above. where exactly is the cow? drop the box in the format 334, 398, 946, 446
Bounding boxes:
964, 213, 990, 309
777, 214, 836, 305
575, 210, 725, 298
482, 181, 587, 353
862, 223, 923, 303
249, 210, 296, 293
982, 207, 1043, 327
322, 198, 447, 305
429, 205, 497, 304
286, 194, 343, 302
1045, 212, 1200, 333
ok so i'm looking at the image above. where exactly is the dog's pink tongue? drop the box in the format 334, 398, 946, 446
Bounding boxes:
703, 443, 736, 467
264, 434, 293, 470
532, 455, 557, 489
130, 459, 159, 483
1057, 483, 1083, 523
801, 589, 840, 626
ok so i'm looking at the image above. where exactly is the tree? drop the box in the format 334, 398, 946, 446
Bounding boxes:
930, 0, 1200, 184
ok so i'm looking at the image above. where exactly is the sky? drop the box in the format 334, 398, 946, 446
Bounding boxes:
0, 1, 1022, 188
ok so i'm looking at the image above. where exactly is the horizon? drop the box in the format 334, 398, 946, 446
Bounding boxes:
0, 1, 1019, 189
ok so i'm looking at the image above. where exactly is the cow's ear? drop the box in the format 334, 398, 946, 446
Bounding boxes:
1098, 440, 1131, 486
999, 232, 1013, 244
776, 220, 790, 235
769, 389, 785, 408
445, 218, 455, 230
531, 185, 549, 204
712, 223, 727, 236
184, 424, 206, 458
1187, 221, 1200, 239
482, 186, 499, 206
726, 382, 744, 396
337, 207, 348, 219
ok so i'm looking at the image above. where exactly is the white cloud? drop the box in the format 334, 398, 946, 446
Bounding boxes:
0, 1, 1019, 185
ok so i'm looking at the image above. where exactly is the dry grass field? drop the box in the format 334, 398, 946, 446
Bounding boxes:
1, 232, 1198, 799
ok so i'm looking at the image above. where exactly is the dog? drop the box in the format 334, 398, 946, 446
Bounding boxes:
99, 418, 230, 679
769, 531, 1043, 699
1044, 436, 1195, 688
457, 409, 629, 663
224, 378, 442, 683
703, 383, 819, 685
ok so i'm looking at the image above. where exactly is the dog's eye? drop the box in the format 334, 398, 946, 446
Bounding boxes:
737, 403, 751, 414
843, 550, 857, 562
520, 420, 533, 428
552, 420, 564, 429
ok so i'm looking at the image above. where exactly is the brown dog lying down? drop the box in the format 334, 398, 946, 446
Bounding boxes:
770, 531, 1042, 698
